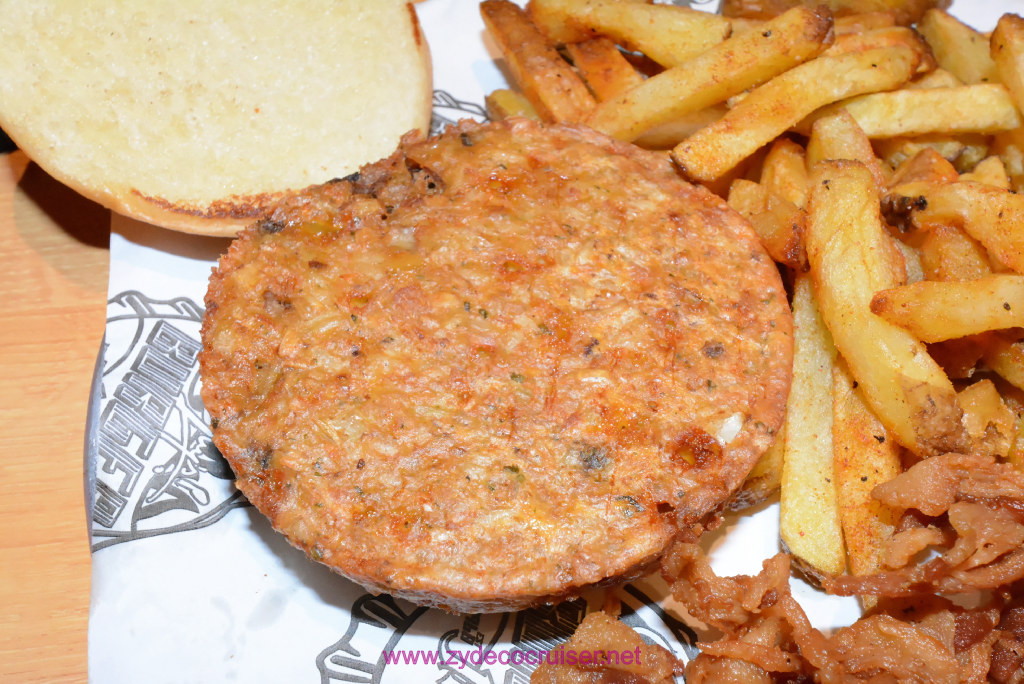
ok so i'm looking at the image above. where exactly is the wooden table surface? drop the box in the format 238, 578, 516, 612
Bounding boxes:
0, 151, 110, 683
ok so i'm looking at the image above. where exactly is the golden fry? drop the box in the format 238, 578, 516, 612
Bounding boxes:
826, 85, 1022, 138
911, 181, 1024, 273
957, 379, 1017, 459
806, 160, 965, 456
761, 137, 809, 208
481, 0, 595, 123
587, 6, 833, 142
831, 362, 900, 586
728, 179, 808, 270
722, 0, 947, 26
529, 0, 731, 67
919, 224, 994, 282
870, 274, 1024, 343
983, 335, 1024, 393
826, 26, 935, 73
959, 155, 1011, 189
674, 46, 917, 181
781, 275, 845, 579
807, 109, 889, 189
917, 8, 997, 84
484, 89, 539, 121
564, 38, 642, 102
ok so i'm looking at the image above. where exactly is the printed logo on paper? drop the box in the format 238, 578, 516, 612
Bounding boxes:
90, 290, 244, 551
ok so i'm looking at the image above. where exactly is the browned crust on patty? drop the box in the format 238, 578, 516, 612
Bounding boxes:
200, 119, 793, 612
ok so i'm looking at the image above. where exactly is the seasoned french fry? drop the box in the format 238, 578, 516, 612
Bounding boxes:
826, 26, 936, 73
834, 11, 897, 34
917, 8, 997, 84
528, 0, 731, 68
525, 0, 646, 44
959, 155, 1011, 189
807, 110, 889, 189
761, 137, 809, 208
632, 106, 728, 150
875, 135, 966, 170
722, 0, 947, 26
983, 335, 1024, 392
586, 6, 834, 142
728, 179, 809, 270
674, 46, 918, 181
888, 147, 959, 187
485, 88, 540, 121
992, 14, 1024, 119
957, 379, 1017, 459
481, 0, 596, 124
870, 275, 1024, 343
564, 38, 642, 102
991, 126, 1024, 191
736, 423, 785, 508
919, 224, 994, 282
780, 275, 845, 579
906, 67, 963, 89
831, 362, 900, 589
824, 85, 1022, 138
911, 181, 1024, 273
806, 160, 965, 456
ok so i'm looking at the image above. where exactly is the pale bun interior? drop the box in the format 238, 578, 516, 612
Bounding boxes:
0, 0, 432, 236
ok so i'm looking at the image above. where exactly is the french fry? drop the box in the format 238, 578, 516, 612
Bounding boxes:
919, 224, 994, 282
485, 89, 540, 121
586, 6, 834, 142
525, 0, 646, 44
807, 110, 889, 189
736, 423, 785, 508
674, 46, 918, 182
728, 179, 809, 271
870, 274, 1024, 343
888, 147, 959, 187
992, 14, 1024, 118
917, 8, 997, 84
906, 67, 963, 89
911, 181, 1024, 273
528, 0, 732, 68
834, 11, 897, 34
957, 379, 1017, 459
564, 38, 642, 102
959, 155, 1011, 189
761, 137, 809, 208
722, 0, 947, 26
875, 135, 967, 171
831, 362, 900, 592
780, 275, 845, 579
826, 26, 936, 73
481, 0, 596, 124
991, 126, 1024, 191
632, 106, 727, 150
824, 84, 1022, 138
983, 335, 1024, 393
806, 160, 965, 456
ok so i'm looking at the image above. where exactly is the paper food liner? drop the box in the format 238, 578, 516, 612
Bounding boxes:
85, 0, 1001, 681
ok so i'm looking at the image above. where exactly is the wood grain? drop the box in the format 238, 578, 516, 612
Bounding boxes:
0, 152, 109, 683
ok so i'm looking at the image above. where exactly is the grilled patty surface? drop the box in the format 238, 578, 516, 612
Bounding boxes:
200, 119, 793, 612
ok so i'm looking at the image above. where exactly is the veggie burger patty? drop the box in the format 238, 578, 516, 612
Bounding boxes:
200, 119, 793, 612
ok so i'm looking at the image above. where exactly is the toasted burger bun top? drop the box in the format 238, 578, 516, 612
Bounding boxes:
0, 0, 432, 236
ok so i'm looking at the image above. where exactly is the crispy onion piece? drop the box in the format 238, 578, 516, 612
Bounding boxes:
826, 454, 1024, 598
663, 542, 1021, 683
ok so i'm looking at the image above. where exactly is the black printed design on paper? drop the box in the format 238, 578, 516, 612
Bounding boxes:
91, 290, 244, 552
431, 90, 489, 135
315, 584, 699, 683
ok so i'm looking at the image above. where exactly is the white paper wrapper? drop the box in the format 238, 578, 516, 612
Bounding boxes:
86, 1, 1007, 681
